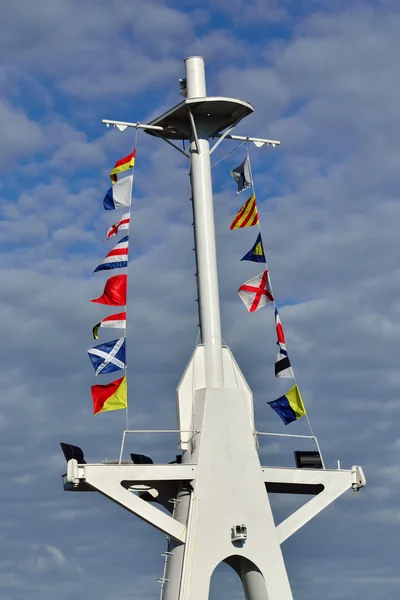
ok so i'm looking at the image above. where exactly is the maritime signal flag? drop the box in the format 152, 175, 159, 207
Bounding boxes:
274, 307, 294, 377
267, 384, 306, 425
94, 236, 129, 272
241, 233, 266, 263
238, 270, 274, 312
91, 274, 127, 306
275, 307, 286, 350
88, 338, 126, 376
93, 312, 127, 340
275, 350, 294, 378
230, 194, 259, 230
110, 149, 136, 183
91, 375, 127, 415
230, 156, 252, 194
106, 212, 130, 240
103, 175, 132, 210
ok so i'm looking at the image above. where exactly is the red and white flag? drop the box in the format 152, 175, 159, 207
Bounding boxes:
106, 212, 130, 240
238, 270, 274, 312
274, 307, 294, 378
275, 307, 287, 351
93, 312, 127, 339
94, 236, 129, 272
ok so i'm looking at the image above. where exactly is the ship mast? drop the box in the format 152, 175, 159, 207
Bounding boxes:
62, 56, 366, 600
185, 57, 224, 388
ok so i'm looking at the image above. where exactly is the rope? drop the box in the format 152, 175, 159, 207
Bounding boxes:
140, 128, 168, 153
211, 141, 246, 169
245, 143, 325, 466
122, 125, 139, 434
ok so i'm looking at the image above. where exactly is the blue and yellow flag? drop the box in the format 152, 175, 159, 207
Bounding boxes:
267, 384, 306, 425
240, 233, 266, 263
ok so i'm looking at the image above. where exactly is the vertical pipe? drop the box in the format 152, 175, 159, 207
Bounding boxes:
240, 560, 270, 600
185, 56, 224, 389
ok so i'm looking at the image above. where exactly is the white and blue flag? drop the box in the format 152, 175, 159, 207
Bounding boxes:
88, 338, 126, 375
103, 175, 132, 210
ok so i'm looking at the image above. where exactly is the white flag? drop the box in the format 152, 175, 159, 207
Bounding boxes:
238, 270, 274, 312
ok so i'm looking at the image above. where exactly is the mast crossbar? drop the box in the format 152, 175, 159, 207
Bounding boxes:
101, 119, 280, 148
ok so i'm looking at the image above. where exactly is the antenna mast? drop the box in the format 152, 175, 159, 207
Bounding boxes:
62, 56, 366, 600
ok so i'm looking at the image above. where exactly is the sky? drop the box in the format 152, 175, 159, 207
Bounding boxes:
0, 0, 399, 598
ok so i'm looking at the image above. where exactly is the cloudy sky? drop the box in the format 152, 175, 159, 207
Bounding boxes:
1, 0, 399, 598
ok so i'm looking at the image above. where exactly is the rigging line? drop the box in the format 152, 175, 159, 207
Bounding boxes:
139, 129, 168, 154
211, 141, 246, 169
122, 125, 139, 434
245, 144, 324, 461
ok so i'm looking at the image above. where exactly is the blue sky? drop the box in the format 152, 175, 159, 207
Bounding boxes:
1, 0, 400, 598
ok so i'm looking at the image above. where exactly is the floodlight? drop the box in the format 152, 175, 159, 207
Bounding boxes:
130, 453, 153, 465
60, 442, 86, 464
179, 77, 187, 97
294, 450, 323, 469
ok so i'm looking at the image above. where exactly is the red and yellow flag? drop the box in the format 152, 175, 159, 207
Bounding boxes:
91, 376, 127, 415
230, 193, 259, 230
110, 149, 136, 183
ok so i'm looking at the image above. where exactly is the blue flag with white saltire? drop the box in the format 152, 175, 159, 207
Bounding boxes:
88, 338, 126, 375
240, 233, 266, 263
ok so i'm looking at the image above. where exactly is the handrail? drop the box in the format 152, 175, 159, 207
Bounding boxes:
119, 429, 199, 464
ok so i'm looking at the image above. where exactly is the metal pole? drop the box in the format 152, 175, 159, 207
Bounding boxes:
185, 56, 224, 389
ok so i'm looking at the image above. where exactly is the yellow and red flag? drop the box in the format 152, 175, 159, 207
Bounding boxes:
110, 149, 136, 183
91, 375, 127, 415
230, 193, 259, 230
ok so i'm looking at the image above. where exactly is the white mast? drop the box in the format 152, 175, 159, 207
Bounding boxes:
185, 57, 224, 389
62, 56, 366, 600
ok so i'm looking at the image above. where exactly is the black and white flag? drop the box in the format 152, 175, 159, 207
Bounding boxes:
230, 156, 252, 194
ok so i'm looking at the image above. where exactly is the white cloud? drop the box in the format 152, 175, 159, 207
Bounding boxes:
0, 100, 42, 164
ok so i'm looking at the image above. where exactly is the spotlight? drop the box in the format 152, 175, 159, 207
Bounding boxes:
294, 450, 323, 469
130, 453, 153, 465
60, 443, 86, 464
179, 78, 187, 97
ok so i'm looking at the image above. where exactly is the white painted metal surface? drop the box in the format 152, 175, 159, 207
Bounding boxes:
186, 57, 224, 389
64, 55, 366, 600
176, 345, 254, 450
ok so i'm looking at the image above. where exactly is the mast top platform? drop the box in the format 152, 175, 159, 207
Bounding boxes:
146, 96, 254, 140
